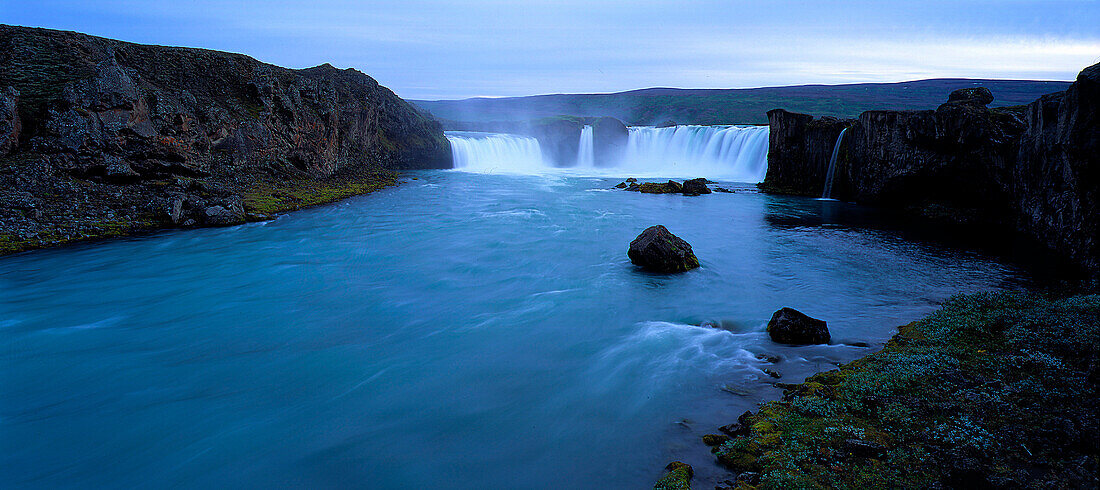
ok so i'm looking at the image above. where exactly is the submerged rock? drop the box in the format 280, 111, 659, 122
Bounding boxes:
614, 182, 628, 188
767, 307, 830, 344
654, 461, 693, 490
628, 225, 700, 273
681, 178, 712, 196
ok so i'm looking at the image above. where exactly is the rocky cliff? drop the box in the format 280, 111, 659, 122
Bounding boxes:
758, 110, 850, 196
760, 63, 1099, 274
0, 25, 451, 254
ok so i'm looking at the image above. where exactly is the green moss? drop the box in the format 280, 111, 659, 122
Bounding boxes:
712, 290, 1100, 489
242, 168, 398, 215
654, 461, 693, 490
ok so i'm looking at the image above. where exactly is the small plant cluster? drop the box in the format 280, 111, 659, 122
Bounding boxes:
708, 290, 1100, 489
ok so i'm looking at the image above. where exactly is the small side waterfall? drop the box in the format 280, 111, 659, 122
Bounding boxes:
821, 128, 848, 199
576, 126, 595, 168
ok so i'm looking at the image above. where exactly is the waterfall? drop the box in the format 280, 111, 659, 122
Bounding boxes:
446, 131, 546, 174
576, 125, 595, 168
622, 125, 769, 182
446, 125, 770, 182
821, 127, 848, 199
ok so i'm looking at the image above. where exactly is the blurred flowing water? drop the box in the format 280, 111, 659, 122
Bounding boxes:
0, 172, 1025, 488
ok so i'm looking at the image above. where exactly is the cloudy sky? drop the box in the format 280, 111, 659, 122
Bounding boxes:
3, 1, 1098, 99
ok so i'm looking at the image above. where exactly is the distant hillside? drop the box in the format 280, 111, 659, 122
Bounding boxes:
413, 79, 1071, 126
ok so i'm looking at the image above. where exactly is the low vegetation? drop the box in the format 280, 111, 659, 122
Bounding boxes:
708, 290, 1099, 489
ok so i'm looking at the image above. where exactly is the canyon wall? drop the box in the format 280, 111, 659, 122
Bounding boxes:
761, 63, 1099, 273
0, 25, 451, 253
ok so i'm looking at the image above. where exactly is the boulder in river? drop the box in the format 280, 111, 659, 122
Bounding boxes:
638, 180, 683, 194
767, 307, 830, 344
628, 225, 700, 273
654, 461, 693, 490
681, 178, 712, 196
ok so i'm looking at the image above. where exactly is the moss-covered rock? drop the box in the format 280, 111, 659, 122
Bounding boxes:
654, 461, 693, 490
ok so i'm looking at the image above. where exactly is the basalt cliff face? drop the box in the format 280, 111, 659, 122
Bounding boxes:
761, 63, 1099, 274
0, 25, 451, 254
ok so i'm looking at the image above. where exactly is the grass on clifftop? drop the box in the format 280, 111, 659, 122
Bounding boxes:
711, 290, 1099, 489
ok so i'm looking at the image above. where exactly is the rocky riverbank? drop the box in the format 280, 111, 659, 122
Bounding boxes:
760, 62, 1099, 276
694, 289, 1099, 489
0, 25, 451, 255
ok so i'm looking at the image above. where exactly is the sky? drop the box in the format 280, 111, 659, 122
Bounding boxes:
2, 1, 1098, 100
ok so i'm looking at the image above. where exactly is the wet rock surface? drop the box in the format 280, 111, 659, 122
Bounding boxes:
767, 307, 830, 345
627, 225, 700, 273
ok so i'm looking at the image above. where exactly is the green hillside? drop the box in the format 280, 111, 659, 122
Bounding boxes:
414, 78, 1070, 126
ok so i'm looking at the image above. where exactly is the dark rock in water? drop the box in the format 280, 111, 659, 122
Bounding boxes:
614, 182, 627, 189
767, 307, 830, 344
638, 180, 683, 194
947, 87, 995, 106
718, 411, 754, 437
625, 183, 640, 192
628, 225, 699, 273
681, 178, 712, 196
756, 353, 781, 363
762, 368, 782, 379
654, 461, 693, 490
592, 116, 628, 166
625, 177, 638, 183
702, 434, 731, 446
712, 187, 735, 193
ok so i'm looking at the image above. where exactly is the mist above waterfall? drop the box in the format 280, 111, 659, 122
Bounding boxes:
447, 125, 769, 182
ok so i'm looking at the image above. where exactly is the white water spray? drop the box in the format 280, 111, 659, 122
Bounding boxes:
576, 125, 595, 168
447, 131, 546, 174
446, 125, 770, 182
821, 128, 848, 199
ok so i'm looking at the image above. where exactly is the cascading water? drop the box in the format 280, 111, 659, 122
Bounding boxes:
576, 125, 595, 168
446, 131, 546, 174
821, 128, 848, 199
446, 125, 770, 182
622, 125, 769, 182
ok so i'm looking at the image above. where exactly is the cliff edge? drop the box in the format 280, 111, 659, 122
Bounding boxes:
0, 25, 452, 254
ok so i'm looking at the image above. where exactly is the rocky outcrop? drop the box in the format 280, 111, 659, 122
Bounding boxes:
637, 180, 683, 194
681, 178, 711, 196
760, 62, 1099, 274
628, 225, 700, 273
758, 110, 851, 196
1012, 64, 1099, 272
0, 25, 451, 254
528, 116, 584, 167
767, 307, 830, 345
592, 116, 628, 166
